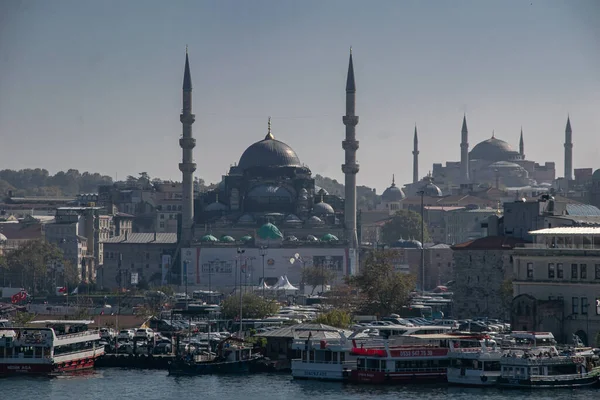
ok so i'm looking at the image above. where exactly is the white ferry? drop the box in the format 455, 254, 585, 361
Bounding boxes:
291, 327, 370, 381
0, 320, 105, 376
497, 347, 600, 388
447, 334, 503, 386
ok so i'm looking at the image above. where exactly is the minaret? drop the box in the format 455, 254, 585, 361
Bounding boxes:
460, 114, 469, 182
564, 116, 573, 181
179, 49, 196, 245
412, 125, 419, 184
519, 127, 525, 159
342, 48, 359, 249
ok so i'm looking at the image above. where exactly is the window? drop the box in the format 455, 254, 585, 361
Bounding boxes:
596, 264, 600, 280
581, 264, 587, 279
571, 264, 578, 279
582, 297, 588, 315
557, 263, 563, 278
572, 297, 579, 314
596, 298, 600, 315
526, 263, 534, 278
548, 263, 555, 279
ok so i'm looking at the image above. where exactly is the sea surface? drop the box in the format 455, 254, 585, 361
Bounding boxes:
2, 370, 598, 400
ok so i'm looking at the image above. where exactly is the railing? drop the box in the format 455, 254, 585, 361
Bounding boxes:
515, 243, 600, 250
501, 357, 575, 366
530, 371, 598, 381
55, 330, 100, 341
358, 367, 446, 373
292, 359, 355, 365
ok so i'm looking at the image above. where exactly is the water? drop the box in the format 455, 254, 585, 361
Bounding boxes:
1, 370, 597, 400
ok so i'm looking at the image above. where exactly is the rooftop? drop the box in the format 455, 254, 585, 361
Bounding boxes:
102, 232, 178, 244
529, 227, 600, 236
452, 235, 528, 250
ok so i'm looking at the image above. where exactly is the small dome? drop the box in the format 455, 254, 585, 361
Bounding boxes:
299, 188, 308, 195
205, 201, 227, 212
307, 216, 324, 225
420, 175, 443, 197
285, 213, 301, 222
316, 187, 329, 196
200, 234, 219, 243
306, 234, 320, 241
0, 233, 7, 242
238, 214, 255, 224
285, 235, 298, 241
220, 235, 235, 243
240, 235, 253, 242
321, 233, 339, 242
593, 169, 600, 180
381, 175, 406, 202
313, 201, 334, 215
391, 239, 422, 249
257, 223, 283, 240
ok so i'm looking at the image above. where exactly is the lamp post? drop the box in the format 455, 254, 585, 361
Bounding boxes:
183, 260, 189, 310
418, 189, 425, 295
259, 246, 268, 298
237, 248, 245, 337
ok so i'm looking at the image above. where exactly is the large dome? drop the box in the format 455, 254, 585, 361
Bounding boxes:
381, 176, 405, 202
469, 136, 517, 162
238, 135, 301, 170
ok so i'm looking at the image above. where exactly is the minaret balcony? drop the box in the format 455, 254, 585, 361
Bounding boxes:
342, 163, 360, 174
179, 163, 197, 173
342, 140, 359, 151
179, 137, 196, 149
180, 113, 196, 124
343, 116, 359, 126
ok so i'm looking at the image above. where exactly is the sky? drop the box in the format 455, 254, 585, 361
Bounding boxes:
1, 0, 599, 194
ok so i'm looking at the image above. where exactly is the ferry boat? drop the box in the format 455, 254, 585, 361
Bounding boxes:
0, 320, 105, 376
291, 327, 369, 381
168, 337, 263, 376
496, 345, 600, 388
447, 334, 503, 386
349, 333, 494, 384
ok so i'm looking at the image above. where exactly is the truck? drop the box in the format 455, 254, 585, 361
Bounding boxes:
0, 287, 26, 299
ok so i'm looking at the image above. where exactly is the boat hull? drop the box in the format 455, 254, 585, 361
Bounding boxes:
0, 356, 99, 377
447, 368, 500, 386
350, 370, 447, 384
168, 358, 261, 376
291, 360, 354, 381
497, 375, 599, 389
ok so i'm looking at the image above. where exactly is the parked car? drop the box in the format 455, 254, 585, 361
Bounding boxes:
134, 328, 155, 341
100, 328, 116, 340
117, 329, 134, 340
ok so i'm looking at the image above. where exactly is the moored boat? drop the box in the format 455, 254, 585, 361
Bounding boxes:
447, 335, 503, 386
168, 337, 263, 376
0, 320, 105, 377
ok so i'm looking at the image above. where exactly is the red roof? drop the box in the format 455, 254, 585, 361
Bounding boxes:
0, 223, 43, 240
451, 235, 528, 250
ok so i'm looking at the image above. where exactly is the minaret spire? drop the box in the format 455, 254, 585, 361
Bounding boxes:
179, 49, 197, 245
460, 114, 469, 183
412, 125, 419, 184
564, 115, 573, 181
519, 127, 525, 158
265, 116, 274, 140
342, 48, 359, 248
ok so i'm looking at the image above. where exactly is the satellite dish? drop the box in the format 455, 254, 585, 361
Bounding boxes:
289, 258, 295, 264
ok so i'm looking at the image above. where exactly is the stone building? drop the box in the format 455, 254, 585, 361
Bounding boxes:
101, 232, 177, 290
451, 236, 525, 319
511, 226, 600, 346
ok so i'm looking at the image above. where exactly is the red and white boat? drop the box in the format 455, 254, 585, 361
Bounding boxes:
0, 320, 105, 376
349, 333, 491, 384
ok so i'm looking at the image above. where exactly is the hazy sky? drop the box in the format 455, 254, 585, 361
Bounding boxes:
1, 0, 599, 193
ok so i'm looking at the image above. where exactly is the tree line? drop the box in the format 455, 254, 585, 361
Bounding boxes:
0, 168, 113, 197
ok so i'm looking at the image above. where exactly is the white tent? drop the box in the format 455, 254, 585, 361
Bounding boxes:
254, 280, 272, 291
273, 275, 299, 291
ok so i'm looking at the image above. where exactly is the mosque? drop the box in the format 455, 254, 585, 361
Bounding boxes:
177, 50, 361, 291
398, 115, 566, 198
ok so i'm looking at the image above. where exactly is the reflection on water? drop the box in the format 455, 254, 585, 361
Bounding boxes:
1, 370, 597, 400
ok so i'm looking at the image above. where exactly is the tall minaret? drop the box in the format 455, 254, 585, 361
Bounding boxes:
179, 49, 197, 245
342, 49, 359, 249
564, 116, 573, 181
460, 114, 469, 182
519, 127, 525, 159
412, 125, 419, 184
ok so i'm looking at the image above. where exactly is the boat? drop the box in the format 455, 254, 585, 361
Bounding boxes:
447, 334, 503, 386
168, 337, 263, 376
348, 333, 494, 384
291, 327, 370, 381
0, 320, 105, 376
496, 344, 600, 388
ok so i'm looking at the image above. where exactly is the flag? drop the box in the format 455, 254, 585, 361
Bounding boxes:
71, 287, 79, 295
11, 290, 27, 304
58, 287, 67, 293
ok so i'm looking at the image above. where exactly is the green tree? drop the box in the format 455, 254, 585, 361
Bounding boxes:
302, 265, 337, 295
221, 293, 279, 320
349, 249, 416, 316
314, 310, 353, 329
381, 209, 430, 245
13, 311, 36, 326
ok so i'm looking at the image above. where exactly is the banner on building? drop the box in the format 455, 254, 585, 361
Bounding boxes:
131, 272, 139, 285
161, 254, 172, 285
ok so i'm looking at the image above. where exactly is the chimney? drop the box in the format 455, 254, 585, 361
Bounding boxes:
124, 231, 128, 241
154, 232, 157, 241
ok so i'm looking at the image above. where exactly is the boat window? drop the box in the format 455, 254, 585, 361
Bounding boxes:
484, 361, 501, 371
324, 351, 332, 363
366, 359, 379, 371
381, 360, 387, 370
339, 352, 345, 363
